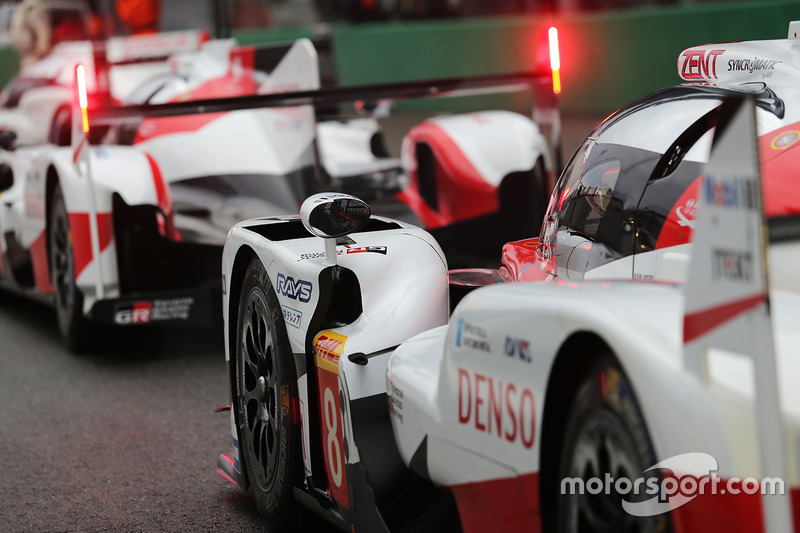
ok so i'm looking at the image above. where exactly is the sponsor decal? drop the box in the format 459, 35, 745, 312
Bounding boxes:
344, 245, 387, 255
281, 305, 302, 329
675, 198, 698, 228
504, 336, 532, 363
727, 57, 781, 74
711, 249, 753, 282
276, 273, 312, 303
221, 274, 226, 296
299, 252, 326, 261
115, 301, 152, 324
298, 245, 387, 261
313, 329, 350, 508
680, 48, 725, 80
457, 367, 535, 448
388, 380, 404, 424
313, 330, 347, 375
454, 318, 490, 352
703, 175, 756, 209
114, 297, 194, 325
771, 130, 800, 151
25, 192, 45, 219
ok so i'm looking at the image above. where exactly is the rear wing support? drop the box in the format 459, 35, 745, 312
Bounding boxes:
683, 95, 791, 533
71, 63, 105, 301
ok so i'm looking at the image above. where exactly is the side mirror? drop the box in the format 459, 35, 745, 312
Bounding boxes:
0, 129, 16, 151
0, 163, 12, 192
300, 193, 371, 264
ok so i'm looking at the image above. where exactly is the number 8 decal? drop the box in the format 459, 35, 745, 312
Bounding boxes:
324, 387, 342, 487
313, 330, 349, 508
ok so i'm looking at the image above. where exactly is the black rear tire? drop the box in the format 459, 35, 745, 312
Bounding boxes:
556, 354, 671, 533
235, 257, 301, 530
49, 183, 91, 351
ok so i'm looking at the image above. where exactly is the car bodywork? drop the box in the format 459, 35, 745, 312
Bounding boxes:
387, 25, 800, 533
0, 26, 560, 349
219, 207, 453, 530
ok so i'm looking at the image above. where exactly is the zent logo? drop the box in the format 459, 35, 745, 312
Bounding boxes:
276, 273, 312, 303
680, 48, 724, 80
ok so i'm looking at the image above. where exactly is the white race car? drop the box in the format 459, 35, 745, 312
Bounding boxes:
387, 23, 800, 533
0, 27, 559, 350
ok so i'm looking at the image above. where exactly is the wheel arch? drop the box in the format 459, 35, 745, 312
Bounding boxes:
227, 244, 257, 443
538, 330, 619, 529
226, 244, 276, 491
44, 164, 60, 275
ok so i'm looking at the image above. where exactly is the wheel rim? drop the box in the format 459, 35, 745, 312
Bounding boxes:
51, 202, 74, 329
239, 288, 280, 490
565, 410, 643, 533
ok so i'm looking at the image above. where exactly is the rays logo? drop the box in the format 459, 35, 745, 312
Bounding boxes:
276, 273, 312, 303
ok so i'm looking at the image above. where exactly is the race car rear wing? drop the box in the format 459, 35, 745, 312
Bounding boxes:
70, 35, 562, 300
79, 35, 563, 169
683, 95, 791, 533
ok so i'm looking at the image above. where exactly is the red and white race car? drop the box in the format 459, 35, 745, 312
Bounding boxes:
0, 25, 561, 350
387, 23, 800, 533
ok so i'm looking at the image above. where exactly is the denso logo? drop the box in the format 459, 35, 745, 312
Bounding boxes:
680, 48, 724, 80
703, 176, 756, 209
276, 273, 312, 303
458, 368, 536, 448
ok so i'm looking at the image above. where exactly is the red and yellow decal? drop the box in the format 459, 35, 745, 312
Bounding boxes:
314, 330, 347, 375
313, 330, 349, 509
770, 130, 800, 151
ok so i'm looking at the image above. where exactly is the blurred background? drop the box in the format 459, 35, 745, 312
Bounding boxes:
0, 0, 798, 116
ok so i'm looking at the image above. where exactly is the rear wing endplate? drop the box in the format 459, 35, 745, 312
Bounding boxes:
683, 95, 791, 533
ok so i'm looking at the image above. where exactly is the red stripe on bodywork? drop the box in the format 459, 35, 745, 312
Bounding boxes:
683, 293, 765, 343
29, 230, 53, 293
449, 472, 541, 533
143, 153, 180, 241
72, 134, 88, 164
396, 121, 498, 229
133, 65, 258, 144
69, 213, 114, 278
449, 473, 797, 532
667, 475, 800, 533
144, 153, 172, 217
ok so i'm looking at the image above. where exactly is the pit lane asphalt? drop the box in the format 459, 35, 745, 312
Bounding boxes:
0, 290, 334, 533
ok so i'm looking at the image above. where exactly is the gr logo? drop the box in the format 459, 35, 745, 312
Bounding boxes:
276, 273, 313, 303
114, 301, 152, 325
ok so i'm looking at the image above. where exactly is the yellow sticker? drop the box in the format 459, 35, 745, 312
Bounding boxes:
771, 130, 800, 151
313, 330, 347, 375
